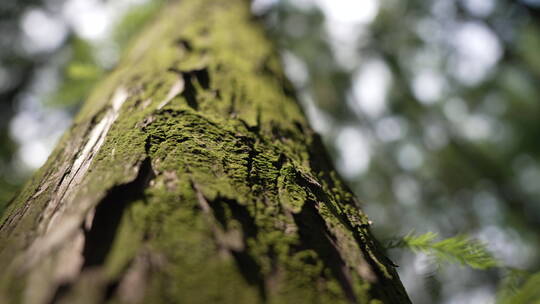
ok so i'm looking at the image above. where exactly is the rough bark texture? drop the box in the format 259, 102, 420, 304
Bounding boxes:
0, 0, 411, 303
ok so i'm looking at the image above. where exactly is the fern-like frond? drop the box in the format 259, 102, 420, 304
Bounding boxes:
497, 271, 540, 304
389, 232, 498, 270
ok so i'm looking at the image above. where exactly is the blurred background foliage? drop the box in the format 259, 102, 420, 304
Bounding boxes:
0, 0, 539, 303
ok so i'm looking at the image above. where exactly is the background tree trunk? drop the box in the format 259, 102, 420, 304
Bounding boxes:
0, 0, 410, 303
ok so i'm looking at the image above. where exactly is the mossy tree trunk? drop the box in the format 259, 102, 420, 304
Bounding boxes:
0, 0, 411, 303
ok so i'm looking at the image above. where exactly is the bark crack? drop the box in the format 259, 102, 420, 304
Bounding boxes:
39, 87, 130, 234
167, 67, 211, 110
81, 157, 154, 267
47, 157, 154, 304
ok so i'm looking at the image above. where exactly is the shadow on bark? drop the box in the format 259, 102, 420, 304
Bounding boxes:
49, 157, 154, 303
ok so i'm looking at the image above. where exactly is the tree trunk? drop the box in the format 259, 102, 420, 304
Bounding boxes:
0, 1, 411, 303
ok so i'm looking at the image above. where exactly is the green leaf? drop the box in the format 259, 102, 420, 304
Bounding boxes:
66, 62, 102, 80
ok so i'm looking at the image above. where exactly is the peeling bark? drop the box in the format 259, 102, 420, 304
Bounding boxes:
0, 0, 411, 303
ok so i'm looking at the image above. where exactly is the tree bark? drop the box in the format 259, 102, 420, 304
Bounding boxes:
0, 0, 411, 303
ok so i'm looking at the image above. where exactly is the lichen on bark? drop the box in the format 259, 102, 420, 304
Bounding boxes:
0, 0, 411, 303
